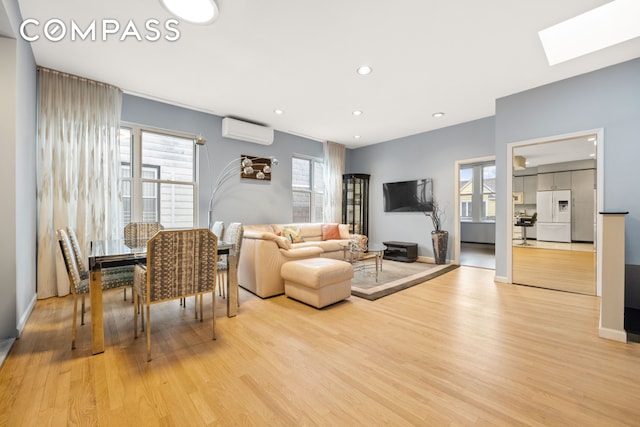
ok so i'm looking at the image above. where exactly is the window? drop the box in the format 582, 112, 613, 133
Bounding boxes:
292, 155, 324, 222
482, 164, 496, 221
459, 161, 495, 222
119, 125, 197, 229
459, 167, 473, 221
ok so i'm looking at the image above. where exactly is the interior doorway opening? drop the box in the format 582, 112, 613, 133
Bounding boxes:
455, 156, 496, 270
507, 130, 603, 296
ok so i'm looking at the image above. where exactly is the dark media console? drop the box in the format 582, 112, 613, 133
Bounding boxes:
383, 241, 418, 263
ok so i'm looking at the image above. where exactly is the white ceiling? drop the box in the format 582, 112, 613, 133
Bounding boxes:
15, 0, 640, 148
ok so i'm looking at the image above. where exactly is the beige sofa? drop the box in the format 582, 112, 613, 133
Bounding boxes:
238, 223, 352, 298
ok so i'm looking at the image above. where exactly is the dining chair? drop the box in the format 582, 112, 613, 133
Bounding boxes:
124, 222, 164, 242
133, 228, 218, 362
66, 227, 134, 296
122, 222, 164, 300
210, 221, 224, 239
217, 222, 243, 300
57, 228, 90, 350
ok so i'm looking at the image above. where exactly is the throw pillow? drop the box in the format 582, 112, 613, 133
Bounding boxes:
338, 224, 350, 239
281, 225, 304, 243
321, 223, 341, 240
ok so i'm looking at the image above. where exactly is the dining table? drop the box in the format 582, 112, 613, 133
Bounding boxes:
88, 238, 238, 355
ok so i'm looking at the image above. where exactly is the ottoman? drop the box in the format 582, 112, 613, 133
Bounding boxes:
281, 258, 353, 308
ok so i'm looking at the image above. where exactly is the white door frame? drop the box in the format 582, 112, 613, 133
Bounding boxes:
505, 128, 604, 295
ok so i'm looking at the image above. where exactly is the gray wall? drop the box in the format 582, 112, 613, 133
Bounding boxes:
0, 0, 37, 339
461, 222, 496, 244
346, 117, 495, 260
121, 94, 323, 227
494, 58, 640, 290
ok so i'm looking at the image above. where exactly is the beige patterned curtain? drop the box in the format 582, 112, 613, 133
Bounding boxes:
37, 68, 123, 298
322, 141, 346, 223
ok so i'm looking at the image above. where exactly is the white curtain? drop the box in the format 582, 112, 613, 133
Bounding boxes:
322, 141, 346, 223
37, 68, 123, 299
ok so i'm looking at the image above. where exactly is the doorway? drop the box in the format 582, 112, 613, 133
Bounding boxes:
507, 130, 603, 295
454, 156, 496, 270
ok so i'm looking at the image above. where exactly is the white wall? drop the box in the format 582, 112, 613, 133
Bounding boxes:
0, 0, 38, 339
0, 37, 18, 339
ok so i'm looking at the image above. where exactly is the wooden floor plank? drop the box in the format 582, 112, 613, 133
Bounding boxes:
2, 266, 640, 426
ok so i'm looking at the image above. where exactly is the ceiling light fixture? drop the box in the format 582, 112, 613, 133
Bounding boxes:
160, 0, 219, 24
354, 135, 361, 139
432, 112, 445, 118
539, 0, 640, 65
514, 155, 527, 170
357, 65, 372, 75
274, 109, 284, 115
352, 110, 363, 116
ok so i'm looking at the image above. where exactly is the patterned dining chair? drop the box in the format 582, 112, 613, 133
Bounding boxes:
57, 228, 90, 350
124, 222, 164, 242
216, 222, 243, 300
122, 222, 164, 300
66, 227, 134, 294
133, 229, 218, 362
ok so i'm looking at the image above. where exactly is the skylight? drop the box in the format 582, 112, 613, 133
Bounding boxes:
538, 0, 640, 66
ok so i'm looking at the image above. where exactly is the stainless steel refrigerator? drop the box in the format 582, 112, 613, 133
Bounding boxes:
536, 190, 571, 243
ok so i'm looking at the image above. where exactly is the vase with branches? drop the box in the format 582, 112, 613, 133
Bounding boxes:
424, 200, 448, 264
424, 200, 445, 232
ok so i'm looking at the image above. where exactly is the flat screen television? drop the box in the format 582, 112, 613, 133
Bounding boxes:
383, 178, 433, 212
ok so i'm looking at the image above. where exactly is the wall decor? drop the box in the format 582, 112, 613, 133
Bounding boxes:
240, 155, 275, 180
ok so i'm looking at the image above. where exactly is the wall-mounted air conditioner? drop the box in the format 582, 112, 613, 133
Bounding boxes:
222, 117, 274, 145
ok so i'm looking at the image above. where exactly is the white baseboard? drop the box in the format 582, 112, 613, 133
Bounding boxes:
598, 327, 627, 342
417, 256, 434, 263
16, 293, 37, 338
494, 275, 508, 283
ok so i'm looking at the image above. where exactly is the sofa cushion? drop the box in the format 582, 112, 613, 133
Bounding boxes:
297, 223, 323, 241
338, 224, 350, 239
282, 225, 304, 243
294, 240, 344, 253
322, 223, 341, 240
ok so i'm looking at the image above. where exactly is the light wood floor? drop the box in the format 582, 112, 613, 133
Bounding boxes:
2, 266, 639, 426
513, 246, 596, 295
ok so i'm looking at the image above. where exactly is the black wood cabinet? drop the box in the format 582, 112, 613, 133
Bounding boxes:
342, 174, 369, 237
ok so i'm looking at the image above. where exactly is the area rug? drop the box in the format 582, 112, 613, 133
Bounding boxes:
350, 259, 458, 300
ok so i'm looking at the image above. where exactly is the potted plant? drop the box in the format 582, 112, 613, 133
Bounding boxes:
424, 201, 448, 264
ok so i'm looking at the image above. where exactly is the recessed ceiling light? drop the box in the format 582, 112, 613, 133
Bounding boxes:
539, 0, 640, 65
354, 135, 361, 139
160, 0, 219, 24
356, 65, 372, 75
274, 109, 284, 115
352, 110, 363, 116
432, 112, 445, 118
